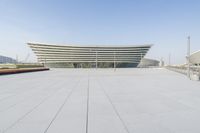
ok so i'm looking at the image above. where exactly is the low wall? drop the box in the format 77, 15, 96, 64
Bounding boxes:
0, 68, 49, 75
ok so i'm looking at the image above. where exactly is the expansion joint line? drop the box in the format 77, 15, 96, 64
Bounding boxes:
0, 79, 65, 113
85, 73, 90, 133
97, 79, 130, 133
2, 84, 65, 133
43, 78, 81, 133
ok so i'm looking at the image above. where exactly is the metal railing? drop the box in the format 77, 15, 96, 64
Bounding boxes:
166, 65, 200, 80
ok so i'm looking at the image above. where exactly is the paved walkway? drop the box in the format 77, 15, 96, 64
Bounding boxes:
0, 68, 200, 133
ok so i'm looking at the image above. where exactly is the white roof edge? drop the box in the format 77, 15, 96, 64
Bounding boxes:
190, 50, 200, 56
27, 42, 153, 48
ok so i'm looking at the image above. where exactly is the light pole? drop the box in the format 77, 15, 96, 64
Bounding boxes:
168, 53, 171, 66
187, 36, 191, 79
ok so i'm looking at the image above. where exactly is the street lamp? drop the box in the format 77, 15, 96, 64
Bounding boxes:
187, 36, 191, 79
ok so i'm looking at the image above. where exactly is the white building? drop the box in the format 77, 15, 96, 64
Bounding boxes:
28, 43, 152, 68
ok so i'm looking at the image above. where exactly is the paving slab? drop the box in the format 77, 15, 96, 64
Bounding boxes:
0, 68, 200, 133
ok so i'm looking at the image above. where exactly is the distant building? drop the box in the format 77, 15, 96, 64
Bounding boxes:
28, 43, 152, 68
138, 58, 159, 68
190, 50, 200, 66
0, 55, 17, 64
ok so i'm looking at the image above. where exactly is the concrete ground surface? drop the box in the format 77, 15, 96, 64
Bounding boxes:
0, 68, 200, 133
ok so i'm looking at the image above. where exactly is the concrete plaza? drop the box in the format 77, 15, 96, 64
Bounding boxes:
0, 68, 200, 133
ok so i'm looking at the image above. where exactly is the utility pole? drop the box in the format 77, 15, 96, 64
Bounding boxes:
168, 53, 171, 66
187, 36, 191, 79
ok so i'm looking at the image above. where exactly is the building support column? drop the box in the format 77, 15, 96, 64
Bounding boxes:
96, 51, 98, 69
114, 51, 116, 71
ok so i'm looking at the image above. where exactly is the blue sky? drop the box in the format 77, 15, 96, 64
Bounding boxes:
0, 0, 200, 64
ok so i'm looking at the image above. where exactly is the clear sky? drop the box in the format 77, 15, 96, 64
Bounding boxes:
0, 0, 200, 64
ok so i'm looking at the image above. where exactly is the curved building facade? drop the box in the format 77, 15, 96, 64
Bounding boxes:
28, 43, 152, 68
190, 50, 200, 66
138, 58, 159, 68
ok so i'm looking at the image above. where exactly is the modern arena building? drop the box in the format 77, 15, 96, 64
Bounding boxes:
28, 43, 152, 68
190, 50, 200, 66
